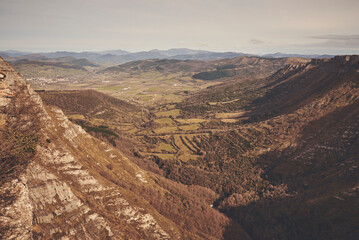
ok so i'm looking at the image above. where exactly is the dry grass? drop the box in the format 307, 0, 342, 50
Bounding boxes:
178, 154, 200, 162
176, 118, 208, 124
215, 111, 246, 119
155, 109, 181, 118
153, 153, 176, 160
68, 114, 85, 120
154, 118, 176, 126
179, 123, 201, 131
153, 142, 176, 153
154, 126, 179, 134
220, 119, 239, 123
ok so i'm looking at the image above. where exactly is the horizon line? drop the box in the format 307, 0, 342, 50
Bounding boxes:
0, 48, 349, 56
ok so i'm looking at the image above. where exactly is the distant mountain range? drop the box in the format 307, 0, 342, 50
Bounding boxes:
262, 52, 335, 59
0, 48, 335, 66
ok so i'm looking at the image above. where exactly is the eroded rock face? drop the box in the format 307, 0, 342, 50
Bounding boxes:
0, 176, 33, 240
0, 57, 182, 239
0, 57, 34, 239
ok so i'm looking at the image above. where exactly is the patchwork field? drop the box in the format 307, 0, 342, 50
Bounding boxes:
24, 56, 313, 190
23, 56, 297, 107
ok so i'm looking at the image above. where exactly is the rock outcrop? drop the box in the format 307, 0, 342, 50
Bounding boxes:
0, 57, 228, 239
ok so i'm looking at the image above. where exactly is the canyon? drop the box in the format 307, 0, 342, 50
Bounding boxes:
1, 55, 358, 239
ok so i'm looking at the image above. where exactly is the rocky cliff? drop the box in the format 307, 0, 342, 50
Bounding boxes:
0, 57, 231, 239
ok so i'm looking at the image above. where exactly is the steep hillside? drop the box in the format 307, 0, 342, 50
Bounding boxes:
192, 57, 309, 81
179, 58, 310, 118
222, 55, 359, 239
245, 56, 359, 122
0, 58, 243, 239
144, 56, 359, 239
37, 89, 140, 121
37, 89, 147, 166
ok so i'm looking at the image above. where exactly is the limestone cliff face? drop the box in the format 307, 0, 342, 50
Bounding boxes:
0, 57, 185, 239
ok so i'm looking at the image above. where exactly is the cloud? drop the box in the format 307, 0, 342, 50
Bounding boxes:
310, 35, 359, 48
249, 38, 265, 45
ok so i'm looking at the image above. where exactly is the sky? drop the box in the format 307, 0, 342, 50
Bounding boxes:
1, 0, 358, 55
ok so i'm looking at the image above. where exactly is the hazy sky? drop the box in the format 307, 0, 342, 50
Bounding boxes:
1, 0, 358, 54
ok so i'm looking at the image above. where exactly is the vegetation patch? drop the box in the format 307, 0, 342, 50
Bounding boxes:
176, 118, 208, 124
179, 123, 201, 131
154, 126, 179, 134
68, 114, 85, 120
98, 86, 124, 91
193, 69, 235, 80
153, 142, 176, 153
178, 154, 199, 162
153, 153, 175, 160
147, 87, 160, 92
220, 119, 239, 123
155, 109, 181, 118
154, 118, 175, 126
72, 119, 119, 146
215, 111, 246, 119
3, 130, 39, 158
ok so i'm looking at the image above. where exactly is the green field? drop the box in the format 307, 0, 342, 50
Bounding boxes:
155, 109, 181, 118
154, 118, 176, 126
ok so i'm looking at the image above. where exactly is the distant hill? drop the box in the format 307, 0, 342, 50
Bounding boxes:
96, 49, 131, 55
13, 56, 98, 68
262, 52, 334, 58
101, 56, 309, 81
41, 51, 111, 63
0, 52, 9, 59
63, 57, 98, 67
10, 57, 98, 79
0, 50, 32, 57
172, 52, 249, 61
100, 58, 213, 73
12, 60, 85, 72
147, 48, 212, 56
0, 49, 338, 66
3, 53, 49, 61
192, 57, 308, 81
